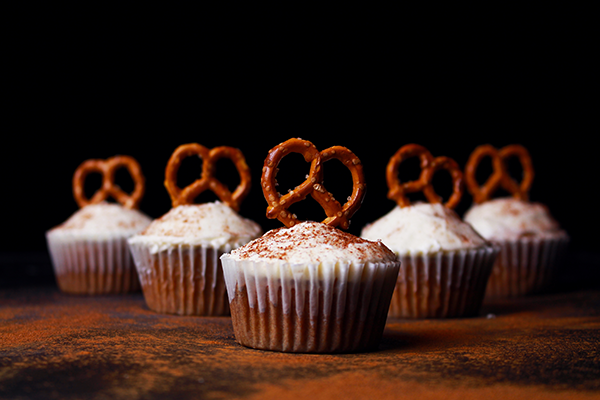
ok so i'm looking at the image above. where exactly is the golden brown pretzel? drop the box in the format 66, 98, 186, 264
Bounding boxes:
164, 143, 251, 211
386, 144, 463, 209
464, 144, 534, 204
311, 146, 366, 229
72, 155, 145, 209
262, 138, 366, 229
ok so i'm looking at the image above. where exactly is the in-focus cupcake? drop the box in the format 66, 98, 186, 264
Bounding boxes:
220, 138, 401, 353
361, 144, 499, 319
46, 155, 151, 294
128, 143, 262, 316
463, 144, 569, 298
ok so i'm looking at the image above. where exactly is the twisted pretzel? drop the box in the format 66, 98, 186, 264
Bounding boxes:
262, 138, 366, 229
465, 144, 534, 204
386, 144, 463, 209
72, 155, 145, 209
311, 146, 366, 229
164, 143, 251, 211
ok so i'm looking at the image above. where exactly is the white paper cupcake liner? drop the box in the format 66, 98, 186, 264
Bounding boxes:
128, 242, 231, 316
220, 256, 401, 353
46, 234, 140, 295
389, 245, 499, 319
484, 234, 570, 299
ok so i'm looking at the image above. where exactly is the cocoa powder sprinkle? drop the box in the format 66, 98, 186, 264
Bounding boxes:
229, 221, 396, 263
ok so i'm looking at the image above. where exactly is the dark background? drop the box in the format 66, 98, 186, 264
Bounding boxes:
2, 11, 597, 288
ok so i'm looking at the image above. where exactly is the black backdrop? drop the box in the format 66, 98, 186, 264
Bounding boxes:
2, 13, 597, 287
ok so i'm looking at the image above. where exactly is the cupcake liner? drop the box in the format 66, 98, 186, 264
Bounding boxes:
128, 242, 231, 316
46, 234, 140, 295
389, 246, 499, 319
484, 234, 570, 299
220, 257, 401, 353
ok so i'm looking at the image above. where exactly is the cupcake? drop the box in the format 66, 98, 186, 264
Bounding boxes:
220, 138, 401, 353
463, 144, 569, 298
46, 155, 151, 294
361, 144, 499, 318
128, 143, 262, 316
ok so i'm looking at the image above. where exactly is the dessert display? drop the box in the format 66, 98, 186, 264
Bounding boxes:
46, 155, 152, 294
361, 144, 499, 318
128, 143, 262, 316
463, 144, 569, 298
220, 138, 401, 353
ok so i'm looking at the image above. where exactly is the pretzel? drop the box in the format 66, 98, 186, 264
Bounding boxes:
164, 143, 251, 211
311, 146, 366, 229
386, 144, 463, 209
72, 155, 145, 209
262, 138, 366, 229
464, 144, 534, 204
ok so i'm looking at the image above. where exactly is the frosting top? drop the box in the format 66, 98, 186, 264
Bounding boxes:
361, 202, 487, 255
128, 202, 262, 250
463, 197, 564, 240
227, 221, 397, 264
47, 202, 152, 239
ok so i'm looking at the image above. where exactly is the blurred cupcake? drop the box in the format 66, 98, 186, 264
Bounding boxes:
128, 143, 261, 316
361, 144, 498, 318
463, 144, 569, 298
46, 155, 151, 294
221, 138, 400, 353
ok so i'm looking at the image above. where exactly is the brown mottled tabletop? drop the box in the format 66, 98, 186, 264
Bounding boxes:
1, 286, 599, 400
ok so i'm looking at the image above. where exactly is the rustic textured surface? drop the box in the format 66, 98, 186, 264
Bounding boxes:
1, 285, 599, 400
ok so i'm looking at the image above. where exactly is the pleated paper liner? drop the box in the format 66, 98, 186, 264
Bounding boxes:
484, 234, 570, 299
129, 242, 230, 316
46, 235, 140, 294
221, 257, 401, 353
389, 245, 499, 319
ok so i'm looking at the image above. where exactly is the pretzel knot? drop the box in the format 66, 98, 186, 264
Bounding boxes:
73, 155, 145, 209
262, 138, 366, 229
465, 144, 534, 204
164, 143, 251, 211
386, 144, 463, 209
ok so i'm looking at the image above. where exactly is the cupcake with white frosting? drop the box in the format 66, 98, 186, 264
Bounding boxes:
464, 198, 568, 298
46, 156, 151, 294
361, 144, 499, 318
220, 138, 401, 353
128, 202, 261, 315
128, 143, 261, 316
221, 221, 399, 353
463, 144, 569, 299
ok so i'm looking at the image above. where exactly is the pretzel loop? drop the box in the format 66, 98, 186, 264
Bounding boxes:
386, 144, 463, 209
421, 156, 464, 209
499, 145, 534, 201
465, 144, 534, 204
262, 138, 323, 227
310, 146, 366, 230
262, 138, 366, 229
72, 155, 145, 209
164, 143, 251, 211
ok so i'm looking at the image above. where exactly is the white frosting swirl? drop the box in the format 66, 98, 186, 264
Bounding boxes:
361, 203, 487, 255
128, 202, 262, 252
226, 221, 397, 264
47, 202, 152, 241
463, 197, 564, 241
